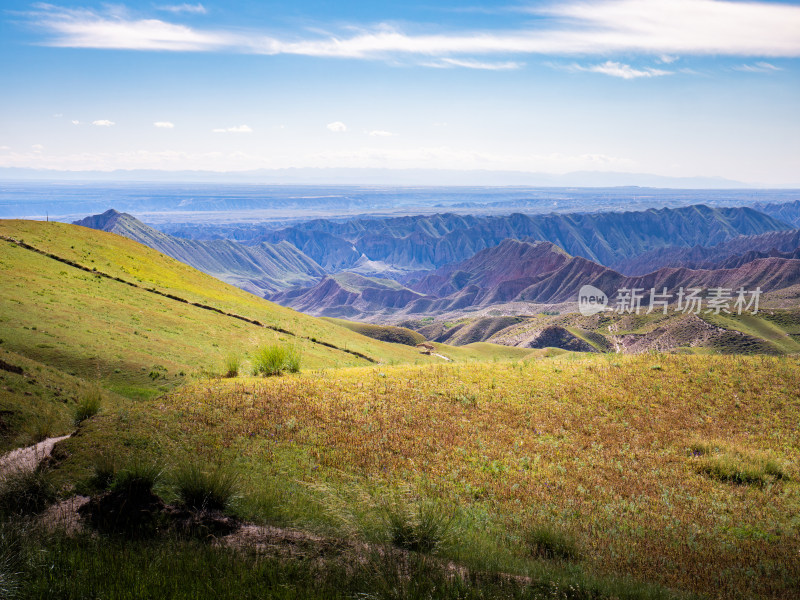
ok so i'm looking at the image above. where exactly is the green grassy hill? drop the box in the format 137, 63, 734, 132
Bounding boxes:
0, 220, 458, 399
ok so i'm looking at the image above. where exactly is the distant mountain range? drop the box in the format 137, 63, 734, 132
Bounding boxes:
271, 238, 800, 318
260, 204, 789, 272
74, 202, 800, 323
614, 229, 800, 275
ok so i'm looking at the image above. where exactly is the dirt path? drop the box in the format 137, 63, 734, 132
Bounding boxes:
432, 353, 451, 361
0, 434, 71, 475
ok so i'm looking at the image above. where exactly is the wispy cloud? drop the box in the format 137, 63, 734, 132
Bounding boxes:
25, 1, 800, 60
154, 121, 175, 128
734, 61, 783, 72
157, 4, 207, 15
212, 124, 252, 133
425, 58, 524, 70
565, 61, 672, 79
327, 121, 347, 133
368, 130, 394, 137
92, 119, 115, 126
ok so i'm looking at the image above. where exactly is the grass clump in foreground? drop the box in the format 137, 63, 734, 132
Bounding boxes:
252, 344, 301, 376
72, 390, 102, 425
690, 440, 787, 486
223, 353, 241, 378
523, 523, 581, 561
0, 467, 58, 518
173, 463, 239, 512
380, 494, 456, 553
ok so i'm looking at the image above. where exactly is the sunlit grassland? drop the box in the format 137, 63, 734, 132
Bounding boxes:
0, 220, 457, 365
0, 221, 460, 399
53, 353, 800, 599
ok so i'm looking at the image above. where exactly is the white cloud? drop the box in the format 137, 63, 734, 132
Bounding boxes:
368, 130, 394, 137
212, 125, 252, 133
71, 120, 81, 125
154, 121, 175, 128
32, 144, 44, 152
734, 61, 783, 72
425, 58, 524, 70
566, 61, 672, 79
0, 146, 10, 151
92, 119, 115, 126
33, 5, 230, 51
27, 1, 800, 58
53, 113, 63, 118
327, 121, 347, 133
158, 4, 207, 15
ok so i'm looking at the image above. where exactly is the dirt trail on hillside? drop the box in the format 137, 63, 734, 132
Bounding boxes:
0, 434, 71, 475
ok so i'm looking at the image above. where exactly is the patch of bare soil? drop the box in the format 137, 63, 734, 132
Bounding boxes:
0, 435, 71, 475
41, 495, 90, 534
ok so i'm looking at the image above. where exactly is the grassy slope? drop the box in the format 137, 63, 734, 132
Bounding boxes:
51, 353, 800, 599
0, 221, 452, 393
0, 220, 526, 449
0, 347, 122, 452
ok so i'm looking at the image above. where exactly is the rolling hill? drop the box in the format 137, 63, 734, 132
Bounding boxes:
0, 219, 458, 404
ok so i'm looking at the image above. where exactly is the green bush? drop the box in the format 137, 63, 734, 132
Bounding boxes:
0, 467, 58, 517
73, 391, 102, 425
524, 524, 580, 561
690, 441, 787, 486
29, 410, 58, 443
111, 463, 162, 500
380, 497, 455, 553
252, 344, 301, 376
699, 454, 785, 486
223, 353, 241, 378
173, 463, 239, 512
88, 454, 116, 491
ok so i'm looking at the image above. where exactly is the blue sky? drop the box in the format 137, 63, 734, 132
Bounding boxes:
0, 0, 798, 184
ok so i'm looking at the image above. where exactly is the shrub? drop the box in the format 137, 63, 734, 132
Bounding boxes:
173, 463, 239, 512
690, 440, 787, 486
524, 524, 580, 561
698, 454, 785, 486
0, 467, 58, 517
29, 410, 58, 443
223, 353, 241, 378
81, 462, 165, 536
252, 344, 301, 376
88, 454, 117, 491
111, 463, 162, 500
73, 391, 102, 425
380, 497, 455, 553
